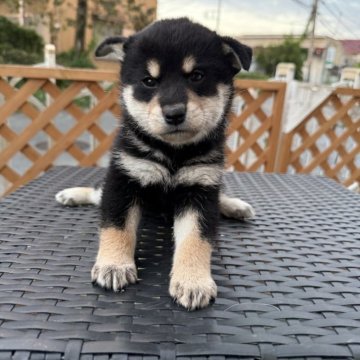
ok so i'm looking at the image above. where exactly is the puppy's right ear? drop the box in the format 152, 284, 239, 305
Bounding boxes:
95, 36, 128, 61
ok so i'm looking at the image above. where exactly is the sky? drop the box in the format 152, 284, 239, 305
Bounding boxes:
157, 0, 360, 39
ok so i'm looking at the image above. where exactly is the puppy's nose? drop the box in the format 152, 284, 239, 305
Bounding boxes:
163, 104, 186, 126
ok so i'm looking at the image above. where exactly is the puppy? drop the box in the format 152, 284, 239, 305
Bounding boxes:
56, 18, 255, 310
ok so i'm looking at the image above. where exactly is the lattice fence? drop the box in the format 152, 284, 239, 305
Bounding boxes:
226, 79, 286, 172
0, 66, 120, 196
0, 66, 287, 196
2, 65, 359, 196
278, 88, 360, 186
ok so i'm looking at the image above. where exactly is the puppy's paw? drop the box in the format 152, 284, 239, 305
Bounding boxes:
220, 196, 255, 220
91, 263, 137, 291
55, 188, 82, 206
169, 273, 217, 310
55, 187, 99, 206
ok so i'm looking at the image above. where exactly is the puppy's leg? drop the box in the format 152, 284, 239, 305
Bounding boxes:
170, 189, 218, 310
91, 170, 141, 291
55, 186, 102, 206
219, 192, 255, 219
91, 205, 140, 291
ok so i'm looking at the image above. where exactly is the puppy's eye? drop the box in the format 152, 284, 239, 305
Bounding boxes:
188, 70, 204, 83
142, 76, 158, 88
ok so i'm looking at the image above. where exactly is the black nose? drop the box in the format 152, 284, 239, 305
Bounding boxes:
163, 104, 186, 126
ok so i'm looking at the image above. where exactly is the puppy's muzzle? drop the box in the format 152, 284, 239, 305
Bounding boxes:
162, 104, 186, 126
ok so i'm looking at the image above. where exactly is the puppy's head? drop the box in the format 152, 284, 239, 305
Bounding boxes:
96, 18, 252, 146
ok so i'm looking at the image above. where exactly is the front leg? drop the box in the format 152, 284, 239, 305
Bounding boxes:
170, 188, 218, 310
91, 169, 141, 291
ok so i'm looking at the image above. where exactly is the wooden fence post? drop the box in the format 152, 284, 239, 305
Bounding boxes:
267, 82, 286, 172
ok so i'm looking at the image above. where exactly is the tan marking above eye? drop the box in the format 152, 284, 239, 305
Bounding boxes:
182, 56, 196, 73
147, 59, 160, 78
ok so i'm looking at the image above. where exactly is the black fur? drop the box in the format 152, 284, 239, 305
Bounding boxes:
98, 18, 252, 241
222, 36, 252, 72
95, 36, 127, 57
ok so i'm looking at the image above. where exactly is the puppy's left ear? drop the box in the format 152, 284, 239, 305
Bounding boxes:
95, 36, 128, 61
222, 36, 252, 73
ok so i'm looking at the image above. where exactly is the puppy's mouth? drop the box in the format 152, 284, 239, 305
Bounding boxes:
163, 129, 190, 135
160, 128, 196, 143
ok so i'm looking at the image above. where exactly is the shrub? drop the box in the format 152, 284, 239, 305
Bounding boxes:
255, 36, 307, 80
236, 72, 269, 80
56, 47, 95, 90
0, 44, 42, 65
57, 48, 95, 69
0, 16, 43, 64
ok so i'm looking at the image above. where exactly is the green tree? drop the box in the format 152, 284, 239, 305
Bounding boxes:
74, 0, 88, 54
255, 36, 307, 80
73, 0, 155, 55
0, 0, 64, 48
125, 0, 155, 32
0, 16, 43, 64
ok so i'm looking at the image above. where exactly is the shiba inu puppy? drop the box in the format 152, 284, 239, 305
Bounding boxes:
56, 18, 255, 310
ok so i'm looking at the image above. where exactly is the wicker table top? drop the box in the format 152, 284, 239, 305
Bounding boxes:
0, 166, 360, 360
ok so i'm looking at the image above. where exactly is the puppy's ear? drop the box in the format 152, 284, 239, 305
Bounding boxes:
95, 36, 128, 61
222, 36, 252, 73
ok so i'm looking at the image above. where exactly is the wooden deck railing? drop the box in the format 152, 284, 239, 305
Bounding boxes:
0, 66, 286, 196
278, 87, 360, 186
0, 66, 120, 196
226, 80, 286, 172
0, 65, 359, 196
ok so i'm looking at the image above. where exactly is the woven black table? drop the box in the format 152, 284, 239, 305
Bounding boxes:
1, 166, 360, 360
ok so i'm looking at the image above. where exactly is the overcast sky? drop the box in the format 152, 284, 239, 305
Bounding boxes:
157, 0, 360, 39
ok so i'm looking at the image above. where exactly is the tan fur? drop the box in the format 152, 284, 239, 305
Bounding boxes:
91, 206, 141, 290
184, 84, 230, 144
172, 234, 212, 276
182, 56, 196, 73
170, 210, 217, 310
123, 86, 164, 136
147, 59, 160, 78
96, 227, 135, 265
148, 95, 161, 114
187, 88, 203, 109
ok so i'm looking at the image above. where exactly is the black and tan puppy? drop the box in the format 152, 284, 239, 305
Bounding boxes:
56, 18, 255, 310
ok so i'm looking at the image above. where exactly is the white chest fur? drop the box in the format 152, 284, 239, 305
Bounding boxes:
114, 152, 222, 187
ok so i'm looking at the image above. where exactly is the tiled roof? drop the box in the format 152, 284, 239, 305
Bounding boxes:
341, 40, 360, 55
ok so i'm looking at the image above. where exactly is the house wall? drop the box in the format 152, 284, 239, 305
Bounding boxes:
0, 0, 157, 53
238, 35, 347, 84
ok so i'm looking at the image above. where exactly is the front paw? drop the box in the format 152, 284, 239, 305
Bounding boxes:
169, 273, 217, 310
221, 197, 255, 219
91, 263, 137, 291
